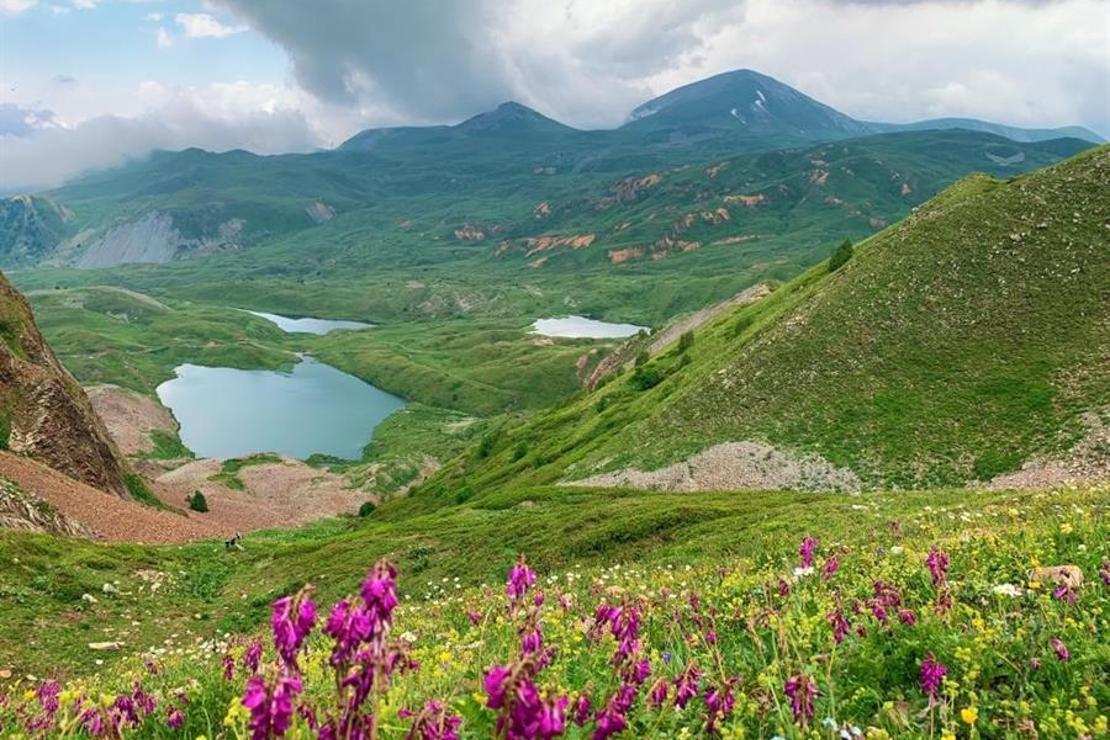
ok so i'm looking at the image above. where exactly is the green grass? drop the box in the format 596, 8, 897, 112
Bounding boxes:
208, 453, 283, 490
145, 429, 193, 460
123, 472, 167, 510
0, 481, 1105, 680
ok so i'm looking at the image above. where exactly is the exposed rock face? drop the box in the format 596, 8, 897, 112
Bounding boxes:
0, 272, 129, 496
0, 476, 91, 536
0, 195, 72, 268
74, 211, 244, 269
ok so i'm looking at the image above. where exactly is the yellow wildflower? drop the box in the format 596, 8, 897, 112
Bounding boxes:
961, 707, 979, 725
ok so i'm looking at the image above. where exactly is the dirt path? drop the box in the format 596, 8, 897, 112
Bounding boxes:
0, 452, 224, 543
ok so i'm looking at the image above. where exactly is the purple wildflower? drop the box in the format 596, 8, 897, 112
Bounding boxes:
784, 674, 818, 727
1051, 637, 1070, 662
271, 590, 316, 669
243, 640, 263, 673
674, 663, 702, 709
647, 679, 669, 708
572, 694, 592, 726
704, 680, 738, 734
407, 699, 463, 740
822, 556, 840, 581
926, 546, 949, 587
919, 654, 947, 699
1100, 562, 1110, 586
1053, 583, 1077, 604
167, 708, 185, 730
242, 673, 302, 740
222, 654, 235, 681
360, 559, 400, 634
36, 680, 60, 716
827, 607, 851, 644
898, 609, 917, 626
800, 536, 819, 568
506, 555, 537, 606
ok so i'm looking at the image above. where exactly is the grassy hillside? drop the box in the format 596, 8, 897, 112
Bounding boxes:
416, 146, 1109, 495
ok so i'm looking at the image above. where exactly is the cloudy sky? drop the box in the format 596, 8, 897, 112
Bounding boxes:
1, 0, 1107, 191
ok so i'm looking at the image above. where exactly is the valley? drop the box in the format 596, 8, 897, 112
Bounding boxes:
0, 61, 1106, 739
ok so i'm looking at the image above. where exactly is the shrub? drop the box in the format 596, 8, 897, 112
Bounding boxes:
829, 238, 854, 272
512, 440, 529, 461
187, 490, 209, 513
634, 351, 650, 367
677, 330, 694, 353
357, 501, 376, 518
455, 483, 475, 504
629, 366, 663, 391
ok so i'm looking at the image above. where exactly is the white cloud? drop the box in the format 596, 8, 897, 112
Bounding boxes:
145, 11, 162, 21
212, 0, 1109, 134
71, 0, 100, 9
0, 0, 36, 14
174, 12, 247, 39
0, 80, 324, 191
156, 26, 173, 48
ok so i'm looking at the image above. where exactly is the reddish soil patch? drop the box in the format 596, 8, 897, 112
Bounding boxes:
0, 452, 223, 543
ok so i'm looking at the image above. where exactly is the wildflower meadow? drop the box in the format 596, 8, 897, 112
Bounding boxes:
1, 486, 1106, 738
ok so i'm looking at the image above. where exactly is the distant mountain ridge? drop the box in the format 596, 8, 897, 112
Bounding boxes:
0, 69, 1099, 271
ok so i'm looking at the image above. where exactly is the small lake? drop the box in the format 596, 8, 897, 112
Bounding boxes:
156, 357, 404, 460
247, 310, 373, 335
531, 315, 649, 339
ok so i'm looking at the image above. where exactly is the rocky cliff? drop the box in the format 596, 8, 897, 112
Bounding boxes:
0, 272, 130, 496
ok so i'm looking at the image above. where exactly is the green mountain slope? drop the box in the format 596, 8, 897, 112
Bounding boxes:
418, 145, 1110, 496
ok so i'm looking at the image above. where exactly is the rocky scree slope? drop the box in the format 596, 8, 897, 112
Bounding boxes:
0, 271, 129, 497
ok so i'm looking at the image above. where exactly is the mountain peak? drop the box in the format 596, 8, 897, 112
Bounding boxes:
626, 68, 872, 139
455, 101, 574, 134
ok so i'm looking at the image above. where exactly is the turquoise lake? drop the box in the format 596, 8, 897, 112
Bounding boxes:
156, 356, 404, 460
246, 310, 373, 335
531, 315, 648, 339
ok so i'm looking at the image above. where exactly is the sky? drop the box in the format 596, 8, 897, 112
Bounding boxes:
0, 0, 1107, 191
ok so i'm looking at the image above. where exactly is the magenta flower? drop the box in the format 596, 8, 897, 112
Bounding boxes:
898, 609, 917, 626
919, 654, 947, 699
506, 555, 537, 606
222, 654, 235, 681
78, 707, 103, 736
1051, 637, 1070, 662
360, 559, 400, 634
243, 640, 263, 673
408, 699, 463, 740
242, 673, 302, 740
704, 680, 737, 733
572, 694, 592, 726
1053, 583, 1077, 604
167, 708, 185, 730
270, 590, 316, 669
323, 598, 372, 665
926, 546, 949, 587
468, 610, 481, 626
647, 679, 669, 708
36, 680, 60, 716
1100, 562, 1110, 586
827, 607, 851, 644
674, 663, 702, 709
484, 664, 513, 710
822, 556, 840, 581
594, 683, 636, 740
799, 536, 819, 568
784, 674, 818, 727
